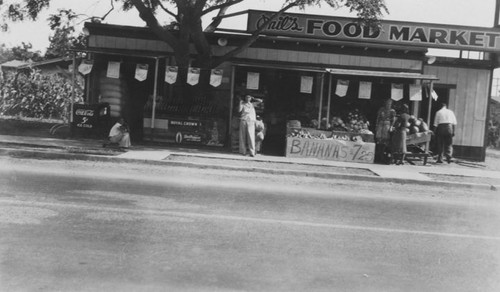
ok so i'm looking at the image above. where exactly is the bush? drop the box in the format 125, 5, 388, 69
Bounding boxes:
488, 120, 500, 148
0, 69, 83, 121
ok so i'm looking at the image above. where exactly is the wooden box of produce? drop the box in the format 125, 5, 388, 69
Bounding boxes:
406, 131, 432, 145
287, 127, 374, 143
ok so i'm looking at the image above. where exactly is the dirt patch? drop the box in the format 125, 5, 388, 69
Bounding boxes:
164, 154, 377, 176
424, 173, 500, 186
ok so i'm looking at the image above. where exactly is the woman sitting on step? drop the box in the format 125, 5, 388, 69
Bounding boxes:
104, 117, 131, 149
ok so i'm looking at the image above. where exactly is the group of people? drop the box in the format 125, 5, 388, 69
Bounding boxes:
109, 95, 457, 164
375, 99, 457, 165
106, 93, 266, 155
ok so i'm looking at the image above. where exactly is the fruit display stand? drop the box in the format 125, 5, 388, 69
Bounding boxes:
285, 126, 375, 164
401, 131, 433, 165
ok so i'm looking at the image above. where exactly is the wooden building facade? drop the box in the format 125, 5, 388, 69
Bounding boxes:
80, 10, 499, 161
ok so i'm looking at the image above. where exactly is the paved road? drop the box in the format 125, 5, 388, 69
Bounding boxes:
1, 158, 499, 291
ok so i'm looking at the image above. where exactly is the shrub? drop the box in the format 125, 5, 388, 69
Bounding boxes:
0, 68, 83, 121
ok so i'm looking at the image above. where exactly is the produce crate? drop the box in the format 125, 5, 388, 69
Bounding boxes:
399, 131, 433, 165
406, 131, 432, 145
287, 126, 374, 143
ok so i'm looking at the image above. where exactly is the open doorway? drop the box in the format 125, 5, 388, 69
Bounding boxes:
420, 86, 450, 127
233, 67, 319, 156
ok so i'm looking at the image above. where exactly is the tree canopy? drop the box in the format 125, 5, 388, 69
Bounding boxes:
1, 0, 388, 68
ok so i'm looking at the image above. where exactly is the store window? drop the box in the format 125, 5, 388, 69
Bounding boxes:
143, 64, 231, 147
322, 76, 420, 135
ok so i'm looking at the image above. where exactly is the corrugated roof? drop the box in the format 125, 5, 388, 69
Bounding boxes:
0, 60, 29, 68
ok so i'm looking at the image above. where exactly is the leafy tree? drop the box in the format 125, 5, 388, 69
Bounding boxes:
1, 0, 388, 69
45, 9, 86, 58
0, 44, 15, 64
0, 0, 50, 31
1, 42, 43, 62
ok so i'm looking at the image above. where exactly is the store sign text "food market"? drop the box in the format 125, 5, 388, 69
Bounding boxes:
247, 10, 500, 52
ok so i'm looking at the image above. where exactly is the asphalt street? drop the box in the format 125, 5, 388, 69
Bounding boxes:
1, 158, 499, 291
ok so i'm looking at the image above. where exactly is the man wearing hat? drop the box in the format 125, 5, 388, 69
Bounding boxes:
238, 94, 263, 157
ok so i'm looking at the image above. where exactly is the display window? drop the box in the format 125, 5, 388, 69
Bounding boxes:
322, 76, 419, 135
143, 65, 230, 147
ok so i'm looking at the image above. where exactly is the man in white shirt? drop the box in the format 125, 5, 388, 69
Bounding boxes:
238, 95, 263, 157
433, 103, 457, 163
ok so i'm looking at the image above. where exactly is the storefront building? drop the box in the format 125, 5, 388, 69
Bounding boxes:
78, 10, 500, 162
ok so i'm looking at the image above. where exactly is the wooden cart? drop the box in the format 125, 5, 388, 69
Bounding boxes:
403, 131, 433, 165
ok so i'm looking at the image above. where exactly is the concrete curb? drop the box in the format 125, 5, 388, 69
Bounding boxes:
1, 147, 498, 192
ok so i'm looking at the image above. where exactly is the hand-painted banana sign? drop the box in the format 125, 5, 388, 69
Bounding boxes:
247, 10, 500, 52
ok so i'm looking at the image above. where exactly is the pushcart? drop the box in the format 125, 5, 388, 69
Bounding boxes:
404, 131, 433, 165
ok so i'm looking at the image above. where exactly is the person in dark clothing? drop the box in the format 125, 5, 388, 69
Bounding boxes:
375, 98, 396, 164
391, 104, 410, 165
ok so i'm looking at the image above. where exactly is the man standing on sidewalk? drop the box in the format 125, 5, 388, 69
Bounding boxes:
239, 95, 263, 157
433, 103, 457, 163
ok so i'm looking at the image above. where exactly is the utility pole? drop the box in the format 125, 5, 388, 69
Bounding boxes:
496, 0, 500, 27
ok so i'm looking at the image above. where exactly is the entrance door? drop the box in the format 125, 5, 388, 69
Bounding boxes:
420, 86, 450, 128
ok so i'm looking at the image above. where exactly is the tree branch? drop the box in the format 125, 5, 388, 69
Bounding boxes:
154, 0, 179, 20
130, 0, 179, 50
210, 2, 298, 68
201, 0, 244, 16
100, 0, 114, 21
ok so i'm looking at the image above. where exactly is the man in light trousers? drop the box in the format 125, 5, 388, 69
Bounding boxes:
239, 95, 263, 157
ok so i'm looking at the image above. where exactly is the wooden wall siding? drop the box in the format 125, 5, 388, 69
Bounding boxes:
89, 35, 173, 52
424, 65, 491, 147
233, 47, 422, 71
89, 36, 422, 71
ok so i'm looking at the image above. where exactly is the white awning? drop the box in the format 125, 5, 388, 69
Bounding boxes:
326, 68, 439, 81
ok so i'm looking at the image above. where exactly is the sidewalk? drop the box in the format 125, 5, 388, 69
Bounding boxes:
1, 133, 500, 191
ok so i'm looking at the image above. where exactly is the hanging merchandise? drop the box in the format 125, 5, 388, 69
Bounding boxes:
165, 66, 178, 84
106, 61, 120, 79
246, 72, 260, 90
300, 76, 314, 94
187, 67, 201, 86
431, 90, 439, 100
409, 84, 422, 101
335, 79, 349, 97
391, 83, 404, 101
78, 59, 93, 75
210, 69, 223, 87
135, 64, 149, 81
358, 81, 372, 99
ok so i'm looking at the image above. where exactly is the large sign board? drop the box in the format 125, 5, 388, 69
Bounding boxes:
247, 10, 500, 52
286, 137, 375, 164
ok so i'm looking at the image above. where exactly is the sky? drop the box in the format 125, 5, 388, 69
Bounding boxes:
1, 0, 498, 52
